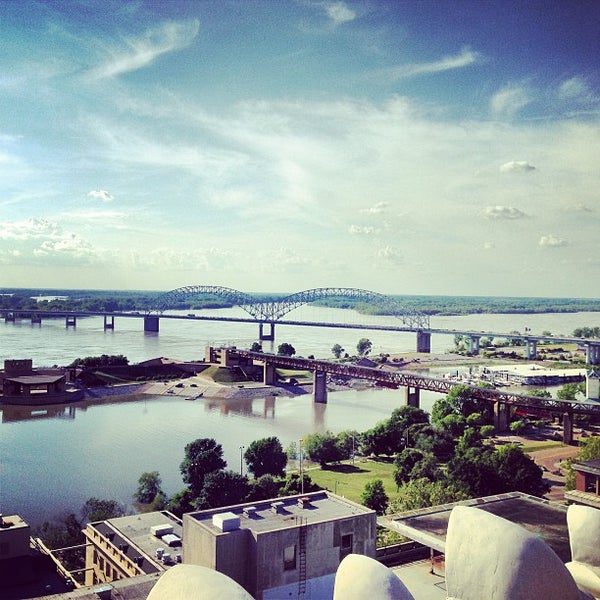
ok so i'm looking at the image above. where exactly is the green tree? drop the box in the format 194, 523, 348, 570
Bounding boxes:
82, 498, 125, 523
557, 382, 585, 401
180, 438, 227, 497
279, 473, 320, 496
134, 471, 164, 504
565, 436, 600, 490
361, 479, 389, 515
166, 489, 194, 518
389, 478, 469, 513
446, 445, 499, 497
244, 437, 287, 478
493, 444, 548, 496
331, 343, 344, 359
277, 342, 296, 356
195, 470, 249, 510
356, 338, 372, 356
246, 474, 281, 501
304, 431, 343, 466
393, 449, 439, 488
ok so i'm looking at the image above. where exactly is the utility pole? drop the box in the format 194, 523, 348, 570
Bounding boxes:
299, 439, 304, 495
239, 446, 244, 476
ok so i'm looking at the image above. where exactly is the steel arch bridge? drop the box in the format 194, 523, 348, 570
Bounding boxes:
149, 286, 430, 329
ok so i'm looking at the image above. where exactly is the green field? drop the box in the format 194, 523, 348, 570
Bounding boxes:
304, 458, 400, 505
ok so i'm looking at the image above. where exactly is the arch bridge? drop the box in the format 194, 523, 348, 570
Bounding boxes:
147, 286, 430, 341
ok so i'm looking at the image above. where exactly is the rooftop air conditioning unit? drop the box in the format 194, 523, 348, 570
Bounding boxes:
243, 506, 257, 518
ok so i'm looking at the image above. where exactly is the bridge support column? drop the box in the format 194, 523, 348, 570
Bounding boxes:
563, 411, 574, 445
494, 401, 510, 432
526, 339, 537, 360
259, 322, 275, 341
5, 313, 15, 322
313, 370, 327, 404
103, 315, 115, 330
405, 386, 420, 408
144, 315, 160, 332
586, 344, 600, 365
416, 331, 431, 353
263, 363, 276, 385
468, 336, 480, 355
31, 314, 41, 324
65, 315, 76, 328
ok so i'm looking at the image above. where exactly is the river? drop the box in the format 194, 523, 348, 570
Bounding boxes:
0, 306, 597, 526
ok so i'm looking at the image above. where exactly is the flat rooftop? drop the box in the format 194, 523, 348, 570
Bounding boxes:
188, 491, 374, 535
91, 511, 183, 573
379, 492, 571, 562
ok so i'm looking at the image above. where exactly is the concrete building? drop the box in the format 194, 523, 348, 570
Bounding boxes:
565, 459, 600, 509
82, 511, 183, 587
183, 491, 376, 600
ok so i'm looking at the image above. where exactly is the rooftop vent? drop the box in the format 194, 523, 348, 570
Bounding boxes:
297, 497, 311, 509
212, 512, 240, 532
271, 501, 284, 514
243, 506, 257, 518
151, 524, 173, 538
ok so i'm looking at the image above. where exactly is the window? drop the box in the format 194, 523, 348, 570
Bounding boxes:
340, 534, 353, 558
585, 475, 598, 494
283, 544, 296, 570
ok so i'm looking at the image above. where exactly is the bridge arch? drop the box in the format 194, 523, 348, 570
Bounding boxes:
150, 285, 429, 329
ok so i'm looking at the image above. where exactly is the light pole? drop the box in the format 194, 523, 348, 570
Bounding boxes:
299, 439, 304, 495
239, 446, 244, 476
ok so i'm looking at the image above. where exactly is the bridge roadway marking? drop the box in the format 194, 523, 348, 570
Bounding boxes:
231, 349, 600, 417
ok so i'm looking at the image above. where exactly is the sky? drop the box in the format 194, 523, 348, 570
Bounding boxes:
1, 0, 599, 297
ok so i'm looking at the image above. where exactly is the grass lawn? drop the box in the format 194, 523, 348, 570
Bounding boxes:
305, 458, 400, 505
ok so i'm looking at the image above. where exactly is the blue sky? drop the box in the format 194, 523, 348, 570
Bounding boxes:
1, 0, 599, 296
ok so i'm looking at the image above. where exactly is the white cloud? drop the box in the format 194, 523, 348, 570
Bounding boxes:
379, 47, 481, 81
88, 19, 200, 80
359, 202, 389, 214
88, 189, 114, 201
499, 160, 536, 173
375, 245, 402, 266
558, 76, 594, 102
539, 235, 567, 248
490, 84, 531, 119
484, 206, 527, 220
324, 1, 356, 25
349, 225, 377, 235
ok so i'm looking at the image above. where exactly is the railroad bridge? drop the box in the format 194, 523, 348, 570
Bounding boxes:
211, 347, 600, 445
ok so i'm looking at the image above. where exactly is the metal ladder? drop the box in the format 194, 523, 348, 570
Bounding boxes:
298, 518, 307, 598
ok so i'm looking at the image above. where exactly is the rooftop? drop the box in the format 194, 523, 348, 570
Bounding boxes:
379, 491, 571, 562
187, 491, 374, 535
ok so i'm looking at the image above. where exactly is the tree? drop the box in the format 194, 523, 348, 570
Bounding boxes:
331, 343, 344, 359
493, 444, 548, 496
361, 479, 388, 515
246, 474, 281, 501
166, 489, 195, 518
134, 471, 164, 504
356, 338, 372, 356
244, 437, 287, 478
557, 382, 585, 401
393, 449, 439, 488
82, 498, 125, 523
304, 431, 343, 466
566, 436, 600, 490
277, 342, 296, 356
180, 438, 227, 497
195, 470, 249, 510
250, 342, 262, 352
389, 478, 469, 513
279, 473, 320, 496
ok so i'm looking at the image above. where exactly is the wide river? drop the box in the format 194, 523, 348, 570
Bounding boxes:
1, 306, 597, 526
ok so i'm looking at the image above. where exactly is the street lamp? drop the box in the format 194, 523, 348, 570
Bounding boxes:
299, 439, 304, 495
239, 446, 244, 476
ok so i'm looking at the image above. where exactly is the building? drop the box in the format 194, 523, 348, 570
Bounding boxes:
565, 459, 600, 510
183, 491, 376, 600
82, 511, 183, 587
0, 359, 83, 404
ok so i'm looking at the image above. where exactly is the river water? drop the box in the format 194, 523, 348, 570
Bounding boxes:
0, 306, 597, 526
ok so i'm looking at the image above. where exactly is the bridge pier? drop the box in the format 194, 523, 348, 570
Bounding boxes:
563, 411, 574, 445
144, 315, 160, 332
259, 322, 275, 341
525, 339, 537, 360
586, 344, 600, 365
5, 313, 15, 323
31, 314, 42, 324
405, 386, 420, 408
416, 331, 431, 353
103, 315, 115, 330
65, 315, 76, 328
263, 363, 276, 386
494, 401, 510, 432
313, 370, 327, 403
468, 336, 480, 355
